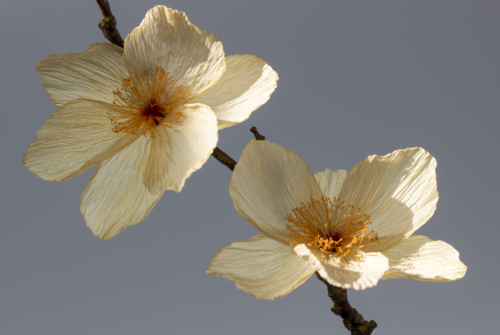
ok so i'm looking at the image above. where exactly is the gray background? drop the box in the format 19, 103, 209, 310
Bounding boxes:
0, 0, 498, 334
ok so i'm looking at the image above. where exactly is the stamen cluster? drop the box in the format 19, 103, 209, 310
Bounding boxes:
109, 67, 188, 138
285, 196, 378, 258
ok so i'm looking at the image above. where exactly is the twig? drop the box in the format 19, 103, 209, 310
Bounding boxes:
316, 273, 377, 335
211, 147, 237, 171
95, 0, 124, 48
250, 126, 266, 140
211, 127, 265, 171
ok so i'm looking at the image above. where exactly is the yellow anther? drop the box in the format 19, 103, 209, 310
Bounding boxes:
285, 196, 378, 259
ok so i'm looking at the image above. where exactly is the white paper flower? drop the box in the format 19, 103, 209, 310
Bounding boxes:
207, 140, 466, 300
23, 6, 278, 240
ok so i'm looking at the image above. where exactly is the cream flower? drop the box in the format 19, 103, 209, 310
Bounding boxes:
23, 6, 278, 240
207, 140, 466, 300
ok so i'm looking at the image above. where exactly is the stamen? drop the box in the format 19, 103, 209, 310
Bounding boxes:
109, 67, 188, 138
285, 196, 378, 258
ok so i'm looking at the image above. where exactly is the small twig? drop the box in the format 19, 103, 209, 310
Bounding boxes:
96, 0, 124, 48
211, 147, 237, 171
250, 126, 266, 140
211, 127, 265, 170
316, 273, 377, 335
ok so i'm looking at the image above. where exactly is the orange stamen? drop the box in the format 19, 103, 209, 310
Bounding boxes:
285, 196, 378, 258
109, 67, 188, 138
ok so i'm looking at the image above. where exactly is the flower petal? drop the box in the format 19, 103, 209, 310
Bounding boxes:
24, 99, 134, 182
338, 148, 438, 252
294, 244, 389, 290
191, 55, 278, 129
81, 136, 163, 240
314, 169, 348, 200
143, 103, 218, 194
36, 43, 127, 107
230, 141, 324, 244
124, 5, 225, 99
207, 235, 314, 300
381, 235, 467, 281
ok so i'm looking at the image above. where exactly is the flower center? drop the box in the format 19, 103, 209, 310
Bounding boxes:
285, 196, 378, 258
109, 67, 188, 138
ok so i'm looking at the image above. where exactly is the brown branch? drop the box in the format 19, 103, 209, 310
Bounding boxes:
210, 127, 266, 171
316, 273, 377, 335
211, 147, 237, 171
92, 4, 373, 333
96, 0, 124, 48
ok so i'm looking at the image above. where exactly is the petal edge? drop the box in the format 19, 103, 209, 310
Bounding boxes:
229, 140, 323, 244
207, 235, 314, 300
124, 5, 226, 99
36, 43, 127, 107
192, 54, 278, 129
295, 244, 389, 290
81, 137, 163, 240
381, 235, 467, 282
24, 99, 133, 182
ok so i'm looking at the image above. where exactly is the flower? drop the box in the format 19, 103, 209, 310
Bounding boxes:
207, 140, 466, 300
23, 6, 278, 240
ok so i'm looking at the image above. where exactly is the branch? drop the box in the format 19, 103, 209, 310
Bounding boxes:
210, 127, 266, 171
316, 273, 377, 335
96, 0, 124, 48
92, 4, 375, 333
211, 147, 237, 171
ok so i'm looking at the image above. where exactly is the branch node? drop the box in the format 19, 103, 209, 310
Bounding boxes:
96, 0, 124, 48
250, 127, 266, 140
331, 305, 342, 316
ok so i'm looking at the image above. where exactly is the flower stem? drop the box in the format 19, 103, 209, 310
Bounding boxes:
316, 273, 377, 335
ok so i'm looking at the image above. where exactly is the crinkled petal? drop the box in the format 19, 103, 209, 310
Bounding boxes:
294, 244, 389, 290
381, 235, 467, 281
81, 137, 163, 240
230, 140, 324, 244
314, 169, 348, 200
24, 99, 134, 182
191, 54, 278, 129
124, 5, 225, 99
36, 43, 127, 107
143, 103, 218, 194
338, 148, 438, 252
207, 235, 314, 300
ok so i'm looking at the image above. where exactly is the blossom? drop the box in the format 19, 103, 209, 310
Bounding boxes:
23, 6, 278, 240
207, 140, 466, 300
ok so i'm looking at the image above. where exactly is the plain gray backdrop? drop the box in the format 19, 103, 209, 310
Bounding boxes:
1, 0, 498, 334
